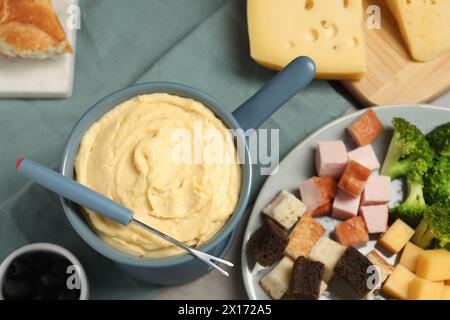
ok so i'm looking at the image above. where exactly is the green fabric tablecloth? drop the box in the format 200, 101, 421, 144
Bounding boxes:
0, 0, 350, 299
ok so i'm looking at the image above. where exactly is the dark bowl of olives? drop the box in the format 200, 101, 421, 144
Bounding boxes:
0, 243, 88, 300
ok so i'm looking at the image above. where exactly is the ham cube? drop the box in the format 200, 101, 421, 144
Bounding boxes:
360, 205, 389, 234
362, 175, 391, 205
347, 109, 384, 146
338, 160, 371, 197
334, 216, 369, 247
299, 176, 337, 217
332, 190, 361, 220
347, 145, 380, 171
316, 141, 348, 178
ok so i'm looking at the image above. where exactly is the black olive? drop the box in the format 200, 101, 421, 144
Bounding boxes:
57, 289, 80, 300
32, 291, 58, 300
2, 278, 33, 300
32, 252, 51, 273
39, 271, 66, 290
7, 254, 34, 277
50, 257, 71, 275
32, 281, 56, 300
34, 280, 46, 294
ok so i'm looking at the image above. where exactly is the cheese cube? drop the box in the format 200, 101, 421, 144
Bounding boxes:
407, 278, 445, 300
360, 205, 389, 234
379, 219, 415, 254
399, 242, 424, 273
247, 0, 367, 80
347, 145, 380, 171
262, 190, 306, 230
382, 264, 416, 300
386, 0, 450, 62
361, 175, 391, 206
443, 286, 450, 300
416, 250, 450, 282
316, 141, 348, 178
260, 257, 294, 300
332, 190, 361, 220
308, 236, 347, 283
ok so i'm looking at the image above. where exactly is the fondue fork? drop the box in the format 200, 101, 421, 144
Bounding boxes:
16, 158, 234, 277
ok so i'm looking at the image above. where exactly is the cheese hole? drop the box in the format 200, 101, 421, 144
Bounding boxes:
305, 29, 319, 42
350, 36, 359, 48
287, 40, 296, 49
321, 20, 338, 38
343, 0, 350, 8
305, 0, 314, 10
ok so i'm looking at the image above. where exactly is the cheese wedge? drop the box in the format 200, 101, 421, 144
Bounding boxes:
386, 0, 450, 62
247, 0, 367, 80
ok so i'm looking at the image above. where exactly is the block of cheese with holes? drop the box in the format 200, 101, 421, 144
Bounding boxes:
386, 0, 450, 62
247, 0, 366, 80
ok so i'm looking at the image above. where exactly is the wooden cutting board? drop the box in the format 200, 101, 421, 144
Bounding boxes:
342, 0, 450, 106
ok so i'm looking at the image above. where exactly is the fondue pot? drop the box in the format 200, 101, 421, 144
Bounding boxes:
60, 56, 316, 285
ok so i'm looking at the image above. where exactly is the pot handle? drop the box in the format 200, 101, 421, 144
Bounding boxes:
232, 56, 316, 131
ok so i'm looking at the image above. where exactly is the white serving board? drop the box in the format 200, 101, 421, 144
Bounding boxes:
0, 0, 78, 98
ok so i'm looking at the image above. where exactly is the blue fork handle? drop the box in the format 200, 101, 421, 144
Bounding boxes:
232, 56, 316, 131
16, 158, 133, 226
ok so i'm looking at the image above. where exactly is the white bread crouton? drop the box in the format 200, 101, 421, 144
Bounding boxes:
308, 236, 347, 283
263, 190, 306, 230
260, 256, 294, 300
366, 250, 394, 285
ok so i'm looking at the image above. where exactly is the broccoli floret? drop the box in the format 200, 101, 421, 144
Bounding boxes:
381, 118, 434, 179
411, 204, 450, 249
389, 159, 428, 228
426, 121, 450, 158
432, 240, 450, 251
424, 156, 450, 205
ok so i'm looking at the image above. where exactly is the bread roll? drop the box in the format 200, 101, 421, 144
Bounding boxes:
0, 0, 72, 59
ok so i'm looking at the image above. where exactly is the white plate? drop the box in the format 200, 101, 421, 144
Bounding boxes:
241, 104, 450, 300
0, 0, 78, 98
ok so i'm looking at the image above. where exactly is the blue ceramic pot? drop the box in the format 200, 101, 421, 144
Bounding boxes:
60, 57, 315, 285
